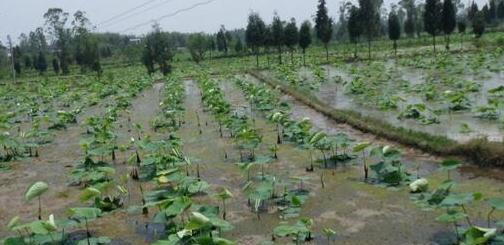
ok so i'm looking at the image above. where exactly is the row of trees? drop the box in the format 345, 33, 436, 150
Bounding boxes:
4, 8, 104, 77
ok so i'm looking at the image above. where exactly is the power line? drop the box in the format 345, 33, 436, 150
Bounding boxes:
119, 0, 218, 33
97, 0, 159, 26
99, 0, 178, 29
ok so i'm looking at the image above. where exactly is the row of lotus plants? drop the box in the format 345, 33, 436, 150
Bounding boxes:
0, 68, 159, 170
124, 75, 237, 244
3, 72, 159, 244
236, 75, 504, 244
197, 73, 327, 243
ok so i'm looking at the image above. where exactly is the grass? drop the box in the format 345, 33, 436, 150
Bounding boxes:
250, 70, 504, 168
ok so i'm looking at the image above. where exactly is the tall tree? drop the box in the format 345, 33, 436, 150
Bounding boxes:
245, 12, 266, 67
188, 33, 208, 64
401, 0, 417, 37
298, 21, 312, 66
424, 0, 442, 52
472, 10, 486, 38
315, 0, 333, 61
388, 10, 401, 56
441, 0, 456, 50
142, 24, 175, 75
271, 13, 285, 64
52, 58, 60, 75
468, 1, 479, 21
36, 51, 47, 74
284, 18, 299, 64
457, 20, 466, 49
489, 0, 497, 22
216, 25, 228, 54
482, 4, 491, 23
498, 1, 504, 20
44, 8, 71, 74
234, 38, 243, 54
348, 5, 362, 58
358, 0, 382, 59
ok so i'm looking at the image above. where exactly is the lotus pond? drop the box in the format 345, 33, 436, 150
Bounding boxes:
1, 58, 503, 245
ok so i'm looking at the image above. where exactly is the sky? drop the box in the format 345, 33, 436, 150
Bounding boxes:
0, 0, 484, 44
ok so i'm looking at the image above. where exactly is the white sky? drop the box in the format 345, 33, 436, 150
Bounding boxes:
0, 0, 484, 44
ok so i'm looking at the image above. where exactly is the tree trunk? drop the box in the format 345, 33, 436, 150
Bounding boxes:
278, 46, 282, 64
393, 40, 397, 57
432, 35, 437, 53
445, 34, 450, 51
325, 43, 329, 62
354, 42, 358, 58
367, 40, 371, 60
255, 52, 259, 68
302, 49, 306, 66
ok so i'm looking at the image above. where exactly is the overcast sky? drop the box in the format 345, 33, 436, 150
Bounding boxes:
0, 0, 483, 44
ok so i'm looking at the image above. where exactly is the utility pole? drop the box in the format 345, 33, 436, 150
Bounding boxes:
7, 35, 16, 83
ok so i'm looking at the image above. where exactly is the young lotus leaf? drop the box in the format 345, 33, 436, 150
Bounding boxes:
436, 209, 467, 223
7, 216, 20, 230
80, 187, 102, 202
440, 159, 462, 171
352, 142, 371, 153
76, 236, 111, 245
216, 188, 233, 200
165, 196, 192, 217
463, 226, 497, 245
488, 197, 504, 210
25, 181, 49, 201
185, 212, 211, 230
69, 207, 102, 220
440, 192, 482, 207
409, 178, 429, 193
194, 237, 236, 245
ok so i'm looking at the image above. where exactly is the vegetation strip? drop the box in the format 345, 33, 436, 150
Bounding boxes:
249, 70, 504, 168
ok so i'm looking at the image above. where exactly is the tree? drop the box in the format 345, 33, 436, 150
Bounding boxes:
36, 51, 47, 74
489, 0, 497, 22
401, 0, 417, 37
298, 21, 312, 66
188, 33, 208, 64
424, 0, 442, 52
216, 25, 228, 54
388, 10, 401, 56
498, 1, 504, 20
468, 1, 479, 21
404, 17, 416, 37
359, 0, 382, 59
315, 0, 333, 61
13, 46, 22, 75
271, 13, 284, 64
23, 55, 32, 69
43, 8, 71, 74
472, 10, 486, 38
441, 0, 456, 50
234, 38, 243, 54
457, 21, 466, 49
208, 35, 216, 59
142, 24, 175, 75
284, 18, 299, 64
482, 4, 491, 23
245, 12, 266, 67
348, 5, 362, 58
52, 58, 60, 75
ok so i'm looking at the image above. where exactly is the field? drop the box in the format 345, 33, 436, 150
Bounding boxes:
1, 34, 504, 245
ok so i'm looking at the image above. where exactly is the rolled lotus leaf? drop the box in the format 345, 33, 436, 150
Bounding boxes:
409, 178, 428, 193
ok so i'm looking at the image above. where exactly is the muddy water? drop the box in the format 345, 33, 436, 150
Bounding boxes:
0, 83, 164, 244
289, 62, 504, 143
237, 74, 504, 244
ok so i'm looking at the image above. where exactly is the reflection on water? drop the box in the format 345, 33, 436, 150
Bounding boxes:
303, 63, 504, 143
